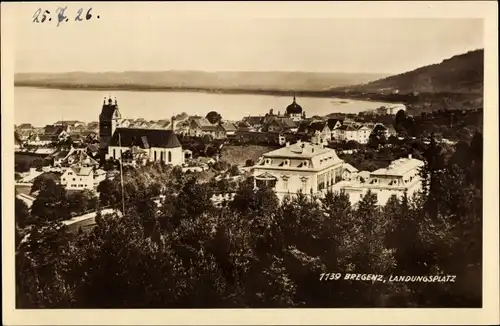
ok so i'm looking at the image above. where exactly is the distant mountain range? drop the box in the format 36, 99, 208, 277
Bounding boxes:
14, 49, 483, 112
14, 71, 387, 93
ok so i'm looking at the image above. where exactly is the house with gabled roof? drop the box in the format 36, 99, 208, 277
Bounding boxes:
264, 116, 297, 133
221, 122, 238, 137
308, 121, 331, 141
189, 118, 228, 139
236, 121, 255, 132
327, 118, 343, 131
156, 120, 171, 129
242, 116, 265, 130
60, 165, 95, 191
174, 120, 190, 135
57, 147, 100, 168
40, 125, 70, 144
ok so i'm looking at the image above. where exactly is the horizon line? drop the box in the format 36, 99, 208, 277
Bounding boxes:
14, 48, 484, 77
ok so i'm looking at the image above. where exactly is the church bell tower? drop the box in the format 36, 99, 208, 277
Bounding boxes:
99, 96, 122, 164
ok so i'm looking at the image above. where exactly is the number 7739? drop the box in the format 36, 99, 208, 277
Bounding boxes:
319, 273, 342, 281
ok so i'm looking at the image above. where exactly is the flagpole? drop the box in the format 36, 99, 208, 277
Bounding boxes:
119, 132, 125, 215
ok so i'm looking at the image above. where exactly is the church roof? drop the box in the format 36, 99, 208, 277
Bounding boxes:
286, 95, 303, 115
43, 125, 67, 135
243, 116, 265, 126
109, 128, 181, 149
327, 118, 343, 129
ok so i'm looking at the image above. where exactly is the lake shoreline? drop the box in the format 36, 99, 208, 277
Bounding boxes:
14, 83, 403, 105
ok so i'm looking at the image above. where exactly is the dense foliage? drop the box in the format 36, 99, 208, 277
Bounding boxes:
16, 132, 483, 308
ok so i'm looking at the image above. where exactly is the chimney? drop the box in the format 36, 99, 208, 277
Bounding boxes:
171, 115, 176, 131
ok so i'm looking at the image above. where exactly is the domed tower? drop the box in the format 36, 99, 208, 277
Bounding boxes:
99, 96, 122, 163
285, 93, 304, 122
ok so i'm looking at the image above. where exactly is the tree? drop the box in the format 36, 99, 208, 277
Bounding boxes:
174, 177, 213, 221
245, 159, 255, 167
96, 179, 121, 207
230, 178, 279, 217
31, 179, 70, 222
31, 173, 62, 194
67, 190, 98, 215
205, 145, 218, 157
15, 160, 30, 173
420, 135, 446, 219
394, 109, 407, 134
228, 165, 240, 177
15, 198, 31, 229
206, 111, 222, 124
367, 134, 380, 149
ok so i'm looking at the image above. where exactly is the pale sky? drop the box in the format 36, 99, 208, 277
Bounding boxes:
12, 2, 484, 74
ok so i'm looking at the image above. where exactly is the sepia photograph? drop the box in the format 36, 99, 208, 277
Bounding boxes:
2, 1, 499, 325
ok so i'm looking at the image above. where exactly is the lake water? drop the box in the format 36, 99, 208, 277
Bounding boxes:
15, 87, 395, 126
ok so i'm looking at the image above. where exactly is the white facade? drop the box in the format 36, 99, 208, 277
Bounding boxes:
356, 126, 372, 144
253, 140, 345, 200
333, 125, 372, 144
61, 166, 95, 190
107, 146, 184, 166
288, 113, 302, 122
255, 143, 424, 207
335, 156, 424, 206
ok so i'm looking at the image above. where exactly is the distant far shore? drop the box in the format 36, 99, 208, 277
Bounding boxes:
14, 83, 404, 104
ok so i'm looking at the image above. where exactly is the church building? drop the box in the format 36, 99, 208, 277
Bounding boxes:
99, 97, 184, 166
99, 97, 122, 162
284, 94, 306, 122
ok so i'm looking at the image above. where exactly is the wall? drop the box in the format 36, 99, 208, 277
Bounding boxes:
108, 145, 183, 166
253, 161, 343, 200
149, 146, 184, 166
61, 171, 94, 190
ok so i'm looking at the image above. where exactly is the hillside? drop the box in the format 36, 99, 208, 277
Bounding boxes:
14, 71, 386, 93
329, 49, 484, 113
335, 49, 483, 95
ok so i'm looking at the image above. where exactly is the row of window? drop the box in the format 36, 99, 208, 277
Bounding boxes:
112, 149, 173, 162
62, 177, 84, 182
69, 184, 88, 188
256, 179, 276, 188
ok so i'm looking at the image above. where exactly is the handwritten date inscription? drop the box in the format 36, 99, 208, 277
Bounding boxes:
33, 7, 100, 27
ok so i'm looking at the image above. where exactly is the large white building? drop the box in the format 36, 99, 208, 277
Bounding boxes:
333, 155, 424, 206
333, 125, 372, 144
253, 140, 346, 200
254, 141, 424, 206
